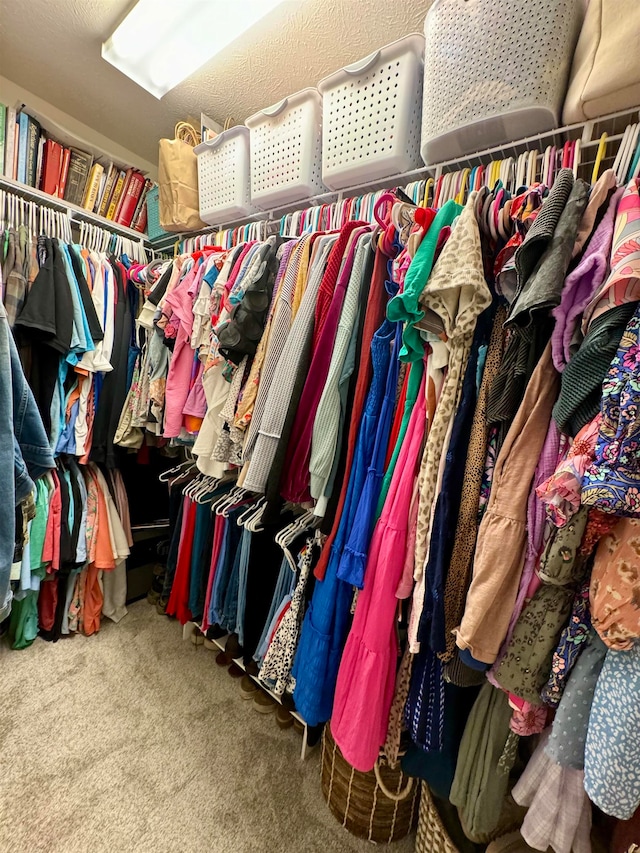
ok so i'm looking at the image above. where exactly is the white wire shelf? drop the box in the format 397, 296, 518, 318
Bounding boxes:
0, 175, 150, 244
150, 105, 640, 249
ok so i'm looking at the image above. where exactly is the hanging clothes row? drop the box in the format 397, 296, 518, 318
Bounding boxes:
157, 155, 640, 846
0, 194, 153, 649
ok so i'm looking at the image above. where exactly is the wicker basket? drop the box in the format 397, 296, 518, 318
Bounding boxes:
415, 783, 460, 853
321, 726, 419, 844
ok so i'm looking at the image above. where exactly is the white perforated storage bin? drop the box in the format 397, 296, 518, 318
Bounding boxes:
318, 34, 425, 191
194, 126, 255, 225
421, 0, 585, 165
245, 88, 326, 209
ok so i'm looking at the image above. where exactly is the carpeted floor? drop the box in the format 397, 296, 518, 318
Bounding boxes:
0, 601, 416, 853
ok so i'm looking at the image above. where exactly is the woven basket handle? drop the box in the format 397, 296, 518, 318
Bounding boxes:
373, 760, 414, 802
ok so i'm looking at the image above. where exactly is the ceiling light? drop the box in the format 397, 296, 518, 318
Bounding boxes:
102, 0, 290, 99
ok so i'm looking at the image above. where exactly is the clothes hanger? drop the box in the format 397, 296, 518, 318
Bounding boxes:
572, 139, 581, 179
591, 133, 608, 184
612, 125, 632, 184
159, 457, 195, 482
211, 484, 242, 515
422, 177, 434, 208
197, 475, 226, 503
630, 132, 640, 180
515, 152, 528, 190
498, 197, 512, 241
220, 487, 254, 518
236, 496, 263, 527
620, 124, 639, 183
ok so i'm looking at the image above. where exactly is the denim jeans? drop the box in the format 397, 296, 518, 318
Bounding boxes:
234, 527, 253, 647
0, 303, 54, 621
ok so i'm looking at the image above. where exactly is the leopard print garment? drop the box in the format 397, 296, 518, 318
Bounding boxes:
440, 305, 507, 662
410, 196, 492, 648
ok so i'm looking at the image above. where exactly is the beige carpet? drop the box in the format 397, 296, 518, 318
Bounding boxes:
0, 600, 416, 853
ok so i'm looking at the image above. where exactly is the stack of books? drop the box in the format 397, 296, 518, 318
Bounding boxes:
0, 103, 152, 232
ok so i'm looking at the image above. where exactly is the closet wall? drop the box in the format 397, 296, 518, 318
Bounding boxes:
0, 77, 157, 179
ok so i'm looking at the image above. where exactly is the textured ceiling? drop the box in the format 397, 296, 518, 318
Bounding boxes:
0, 0, 432, 164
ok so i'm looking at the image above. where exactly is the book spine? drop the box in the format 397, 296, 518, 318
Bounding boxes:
5, 107, 16, 179
17, 112, 29, 184
39, 136, 48, 190
133, 205, 148, 234
58, 148, 71, 199
83, 163, 103, 211
115, 171, 144, 227
130, 178, 152, 231
0, 104, 6, 177
106, 170, 127, 220
98, 166, 117, 218
93, 167, 109, 213
12, 123, 19, 180
63, 150, 92, 206
113, 168, 133, 222
43, 140, 63, 196
34, 134, 45, 190
26, 118, 40, 186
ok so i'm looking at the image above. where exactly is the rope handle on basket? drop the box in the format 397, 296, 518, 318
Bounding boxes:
373, 760, 414, 802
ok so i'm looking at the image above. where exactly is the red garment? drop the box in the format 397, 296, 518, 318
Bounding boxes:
166, 498, 197, 624
37, 578, 57, 631
312, 220, 367, 349
385, 369, 409, 470
268, 600, 291, 648
314, 245, 390, 580
83, 564, 103, 636
282, 226, 372, 503
42, 471, 61, 572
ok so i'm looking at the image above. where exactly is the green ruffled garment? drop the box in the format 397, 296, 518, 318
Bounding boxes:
387, 200, 462, 363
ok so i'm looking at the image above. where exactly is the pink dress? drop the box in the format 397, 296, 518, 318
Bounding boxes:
163, 263, 201, 438
331, 372, 426, 772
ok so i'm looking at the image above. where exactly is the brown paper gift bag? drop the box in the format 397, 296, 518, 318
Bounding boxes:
158, 123, 206, 232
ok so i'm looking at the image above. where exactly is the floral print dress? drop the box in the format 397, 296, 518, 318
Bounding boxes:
582, 304, 640, 515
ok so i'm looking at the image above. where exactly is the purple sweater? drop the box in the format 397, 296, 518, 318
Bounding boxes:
551, 186, 623, 373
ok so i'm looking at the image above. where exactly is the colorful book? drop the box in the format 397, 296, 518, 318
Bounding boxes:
93, 161, 111, 213
16, 111, 29, 184
113, 168, 133, 222
82, 162, 104, 210
5, 106, 16, 179
41, 139, 63, 196
115, 170, 145, 227
0, 104, 6, 177
106, 169, 127, 220
98, 164, 118, 218
58, 147, 71, 199
26, 115, 41, 187
34, 134, 45, 190
131, 178, 153, 231
12, 122, 19, 181
63, 147, 93, 206
133, 203, 148, 234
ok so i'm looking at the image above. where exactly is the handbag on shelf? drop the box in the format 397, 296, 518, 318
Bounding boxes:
563, 0, 640, 124
158, 121, 207, 233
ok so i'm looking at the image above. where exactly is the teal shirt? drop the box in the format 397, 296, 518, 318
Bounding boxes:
387, 200, 462, 363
